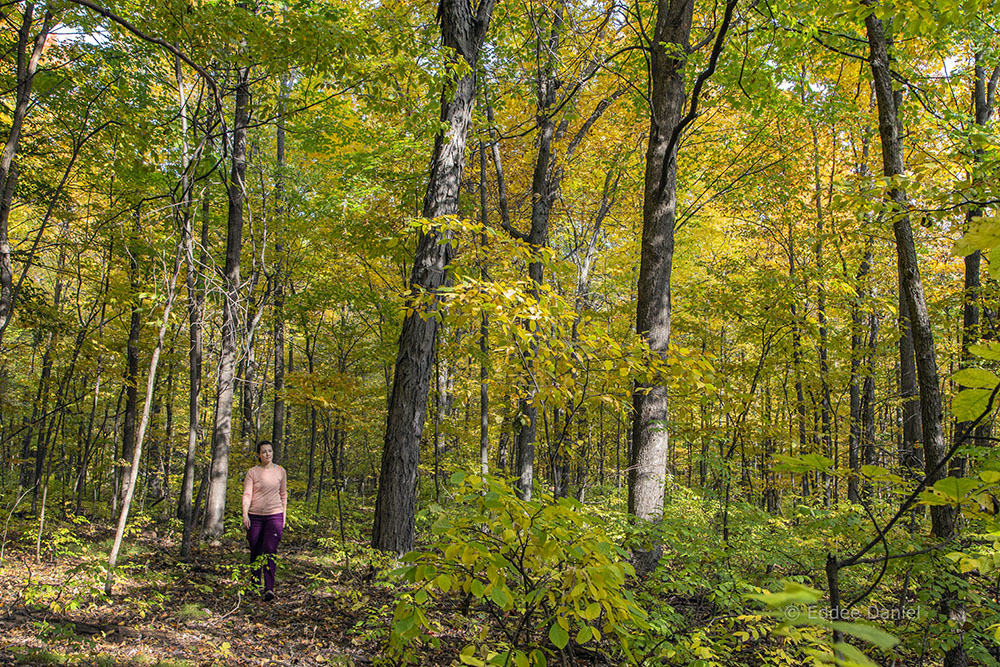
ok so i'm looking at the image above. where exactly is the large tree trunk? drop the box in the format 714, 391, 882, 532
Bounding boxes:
0, 3, 51, 344
371, 0, 495, 555
204, 63, 251, 539
629, 0, 695, 525
865, 12, 963, 666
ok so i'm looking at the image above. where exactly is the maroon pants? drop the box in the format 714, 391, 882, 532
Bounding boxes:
247, 512, 283, 593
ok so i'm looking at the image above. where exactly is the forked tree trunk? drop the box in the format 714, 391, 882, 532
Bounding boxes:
204, 61, 251, 539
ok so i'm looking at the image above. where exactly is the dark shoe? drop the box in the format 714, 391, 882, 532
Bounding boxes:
262, 590, 275, 602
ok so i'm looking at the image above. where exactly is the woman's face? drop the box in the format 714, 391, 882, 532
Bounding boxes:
258, 444, 273, 466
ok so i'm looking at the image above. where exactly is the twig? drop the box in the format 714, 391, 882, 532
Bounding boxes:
218, 591, 242, 621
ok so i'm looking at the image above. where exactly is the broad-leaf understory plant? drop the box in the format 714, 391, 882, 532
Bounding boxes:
388, 473, 648, 666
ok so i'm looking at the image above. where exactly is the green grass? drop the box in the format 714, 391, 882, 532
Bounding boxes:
3, 646, 196, 667
175, 603, 210, 621
6, 646, 71, 665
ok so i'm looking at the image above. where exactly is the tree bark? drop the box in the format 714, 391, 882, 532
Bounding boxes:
629, 0, 695, 525
178, 59, 207, 558
0, 3, 51, 344
372, 0, 495, 554
848, 244, 872, 503
120, 216, 142, 507
865, 12, 964, 666
271, 74, 290, 465
514, 0, 565, 500
478, 143, 490, 477
106, 247, 183, 594
204, 61, 251, 539
898, 267, 922, 471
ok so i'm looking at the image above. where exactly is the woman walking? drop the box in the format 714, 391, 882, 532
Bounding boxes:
242, 440, 287, 600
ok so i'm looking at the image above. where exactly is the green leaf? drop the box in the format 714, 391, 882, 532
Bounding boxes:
460, 646, 486, 667
932, 476, 981, 501
490, 586, 511, 609
980, 470, 1000, 484
746, 581, 822, 607
952, 388, 994, 422
773, 454, 834, 474
952, 368, 1000, 389
831, 641, 879, 667
831, 622, 900, 649
969, 342, 1000, 361
549, 621, 569, 649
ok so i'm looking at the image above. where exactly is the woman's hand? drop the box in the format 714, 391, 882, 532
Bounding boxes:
242, 514, 251, 531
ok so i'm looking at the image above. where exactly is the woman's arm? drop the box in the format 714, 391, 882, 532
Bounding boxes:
280, 467, 288, 528
242, 470, 254, 530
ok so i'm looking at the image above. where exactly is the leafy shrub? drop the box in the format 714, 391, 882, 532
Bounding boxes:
22, 558, 109, 614
389, 473, 647, 666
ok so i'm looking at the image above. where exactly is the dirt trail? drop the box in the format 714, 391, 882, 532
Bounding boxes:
0, 531, 391, 666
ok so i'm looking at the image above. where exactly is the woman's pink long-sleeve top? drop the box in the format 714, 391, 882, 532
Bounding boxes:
242, 465, 287, 516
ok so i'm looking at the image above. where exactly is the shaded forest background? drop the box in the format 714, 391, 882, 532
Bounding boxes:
2, 0, 1000, 665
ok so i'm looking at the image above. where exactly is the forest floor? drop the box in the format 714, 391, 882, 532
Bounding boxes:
0, 522, 418, 667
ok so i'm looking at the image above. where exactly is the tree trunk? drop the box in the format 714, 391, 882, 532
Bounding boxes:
305, 333, 318, 502
514, 0, 566, 500
898, 268, 922, 471
121, 214, 142, 507
954, 54, 998, 477
106, 247, 183, 594
865, 12, 964, 666
180, 194, 209, 557
0, 3, 51, 343
371, 0, 495, 555
174, 58, 198, 541
478, 143, 490, 477
204, 61, 251, 539
848, 244, 872, 503
629, 0, 695, 526
810, 121, 834, 505
272, 74, 289, 464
